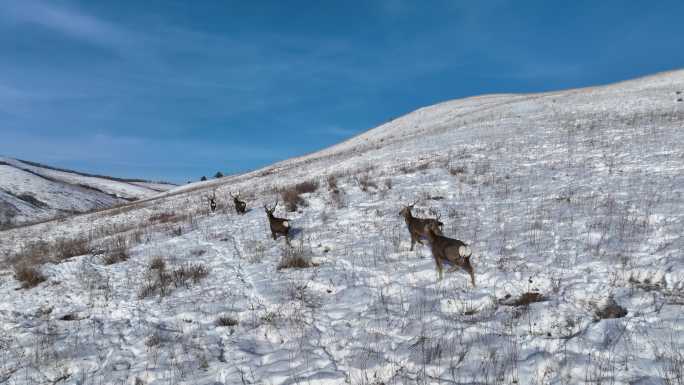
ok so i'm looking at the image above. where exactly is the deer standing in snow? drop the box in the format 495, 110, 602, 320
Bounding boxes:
425, 225, 475, 286
231, 192, 247, 214
207, 191, 217, 213
399, 202, 443, 251
264, 200, 290, 244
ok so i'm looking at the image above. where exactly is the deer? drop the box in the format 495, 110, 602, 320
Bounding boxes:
425, 225, 475, 286
264, 200, 290, 244
207, 191, 217, 213
399, 202, 444, 251
230, 192, 247, 214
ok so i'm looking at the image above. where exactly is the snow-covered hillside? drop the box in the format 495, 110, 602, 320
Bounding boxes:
0, 70, 683, 384
0, 157, 176, 229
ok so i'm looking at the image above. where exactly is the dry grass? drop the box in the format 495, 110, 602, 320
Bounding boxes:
172, 264, 210, 287
148, 212, 177, 224
278, 240, 316, 270
102, 248, 129, 265
294, 180, 319, 194
281, 180, 319, 212
215, 316, 239, 327
14, 265, 46, 289
500, 292, 546, 306
449, 166, 467, 176
149, 256, 166, 270
327, 175, 339, 193
139, 258, 209, 299
356, 173, 377, 192
53, 237, 91, 262
281, 189, 306, 212
595, 298, 628, 320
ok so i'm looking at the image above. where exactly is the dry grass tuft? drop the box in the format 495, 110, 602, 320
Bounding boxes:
500, 292, 546, 307
172, 264, 210, 287
102, 248, 129, 265
139, 258, 209, 299
149, 256, 166, 270
14, 265, 46, 289
281, 180, 318, 212
215, 316, 239, 327
356, 173, 377, 192
278, 241, 316, 270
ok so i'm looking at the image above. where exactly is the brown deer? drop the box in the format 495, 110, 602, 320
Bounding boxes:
425, 225, 475, 286
399, 202, 443, 251
230, 192, 247, 214
264, 200, 290, 244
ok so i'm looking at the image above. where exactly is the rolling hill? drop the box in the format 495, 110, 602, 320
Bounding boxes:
0, 157, 176, 229
0, 70, 683, 384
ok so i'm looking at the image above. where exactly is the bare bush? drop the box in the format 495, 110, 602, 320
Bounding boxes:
148, 212, 177, 224
294, 180, 319, 194
54, 237, 91, 262
149, 256, 166, 270
281, 188, 305, 212
13, 265, 46, 289
280, 180, 319, 211
327, 175, 339, 193
500, 292, 545, 306
102, 249, 129, 265
278, 240, 315, 270
139, 259, 209, 299
172, 264, 210, 287
356, 173, 377, 192
215, 316, 239, 327
449, 165, 467, 176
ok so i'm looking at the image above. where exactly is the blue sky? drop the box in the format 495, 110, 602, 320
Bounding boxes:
1, 0, 683, 183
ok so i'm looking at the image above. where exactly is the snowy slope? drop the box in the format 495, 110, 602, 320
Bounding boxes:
0, 157, 175, 229
0, 70, 683, 385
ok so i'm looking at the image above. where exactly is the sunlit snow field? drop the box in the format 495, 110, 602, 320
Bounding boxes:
1, 71, 683, 384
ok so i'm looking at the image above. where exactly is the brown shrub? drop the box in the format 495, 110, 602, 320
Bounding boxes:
281, 180, 319, 212
149, 256, 166, 270
172, 263, 210, 287
327, 175, 339, 192
215, 316, 239, 327
149, 212, 176, 224
14, 265, 46, 289
356, 174, 377, 192
139, 260, 209, 299
294, 180, 319, 194
595, 297, 628, 320
54, 237, 91, 262
449, 166, 467, 176
278, 242, 316, 270
281, 188, 305, 212
102, 248, 129, 265
500, 292, 546, 306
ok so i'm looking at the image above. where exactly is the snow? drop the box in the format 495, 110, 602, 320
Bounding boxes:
0, 70, 683, 384
0, 157, 175, 228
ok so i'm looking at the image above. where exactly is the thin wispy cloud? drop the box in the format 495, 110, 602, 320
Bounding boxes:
1, 0, 133, 49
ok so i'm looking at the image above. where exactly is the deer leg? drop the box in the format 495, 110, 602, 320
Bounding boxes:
410, 236, 416, 251
271, 231, 277, 240
434, 254, 444, 281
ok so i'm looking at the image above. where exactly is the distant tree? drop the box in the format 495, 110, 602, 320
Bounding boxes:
200, 176, 207, 181
214, 171, 224, 179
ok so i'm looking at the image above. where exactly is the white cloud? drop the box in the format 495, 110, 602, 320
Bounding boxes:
1, 0, 132, 49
